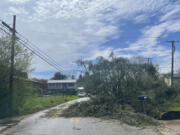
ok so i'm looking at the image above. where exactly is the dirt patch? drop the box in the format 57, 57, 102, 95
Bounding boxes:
44, 109, 64, 118
0, 117, 23, 133
44, 102, 72, 118
158, 120, 180, 135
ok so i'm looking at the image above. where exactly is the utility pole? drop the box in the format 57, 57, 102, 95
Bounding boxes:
10, 15, 16, 111
167, 40, 179, 88
2, 15, 16, 112
144, 58, 152, 72
145, 58, 152, 64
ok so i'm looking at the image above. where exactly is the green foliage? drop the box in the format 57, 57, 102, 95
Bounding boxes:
19, 95, 78, 115
167, 93, 180, 111
51, 72, 67, 80
0, 35, 34, 118
77, 55, 177, 118
12, 79, 35, 115
62, 100, 159, 126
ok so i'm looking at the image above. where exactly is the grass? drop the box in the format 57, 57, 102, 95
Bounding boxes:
19, 95, 78, 115
167, 95, 180, 111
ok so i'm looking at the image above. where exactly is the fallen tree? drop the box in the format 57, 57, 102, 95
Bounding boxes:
63, 54, 178, 122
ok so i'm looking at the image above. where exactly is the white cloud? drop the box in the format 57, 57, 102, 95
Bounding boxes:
1, 0, 180, 76
23, 0, 180, 75
8, 7, 28, 15
119, 20, 180, 53
7, 0, 30, 4
85, 47, 113, 60
134, 14, 149, 23
160, 5, 180, 22
116, 18, 180, 73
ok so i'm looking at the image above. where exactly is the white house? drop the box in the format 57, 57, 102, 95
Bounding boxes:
47, 80, 76, 94
163, 74, 180, 87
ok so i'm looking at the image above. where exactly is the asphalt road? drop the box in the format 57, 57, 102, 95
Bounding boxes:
1, 98, 159, 135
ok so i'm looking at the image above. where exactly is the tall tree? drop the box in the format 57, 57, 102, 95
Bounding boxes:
51, 72, 67, 80
0, 35, 34, 117
71, 75, 75, 79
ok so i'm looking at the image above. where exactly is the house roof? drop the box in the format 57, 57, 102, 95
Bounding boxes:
161, 74, 180, 78
47, 80, 76, 83
174, 74, 180, 78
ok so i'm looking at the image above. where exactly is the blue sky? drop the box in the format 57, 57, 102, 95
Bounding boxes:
1, 0, 180, 79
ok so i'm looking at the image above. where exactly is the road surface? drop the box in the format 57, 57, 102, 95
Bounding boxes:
0, 98, 159, 135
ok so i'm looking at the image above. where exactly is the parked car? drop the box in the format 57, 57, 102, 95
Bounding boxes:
77, 92, 87, 97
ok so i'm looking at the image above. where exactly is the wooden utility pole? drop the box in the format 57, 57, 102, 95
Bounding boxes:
144, 58, 152, 72
145, 58, 152, 64
10, 15, 16, 111
167, 40, 179, 87
2, 15, 16, 112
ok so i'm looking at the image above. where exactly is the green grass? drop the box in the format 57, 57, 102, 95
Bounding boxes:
19, 95, 78, 115
168, 96, 180, 111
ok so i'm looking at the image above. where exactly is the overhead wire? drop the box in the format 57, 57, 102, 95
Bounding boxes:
16, 32, 65, 71
0, 21, 64, 71
1, 19, 180, 75
17, 36, 65, 72
17, 39, 63, 73
0, 24, 65, 74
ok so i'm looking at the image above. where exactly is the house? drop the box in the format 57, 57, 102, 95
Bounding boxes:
47, 79, 77, 94
174, 74, 180, 80
31, 79, 48, 95
163, 74, 180, 87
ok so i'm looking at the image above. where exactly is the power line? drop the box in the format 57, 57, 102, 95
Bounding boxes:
0, 24, 12, 35
17, 36, 65, 71
0, 24, 62, 70
16, 30, 65, 71
17, 39, 64, 73
0, 25, 63, 73
0, 21, 65, 73
2, 18, 180, 76
16, 32, 65, 71
0, 21, 66, 74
